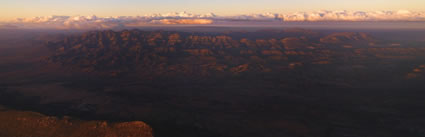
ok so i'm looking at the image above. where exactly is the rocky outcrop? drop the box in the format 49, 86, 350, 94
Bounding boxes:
0, 108, 153, 137
281, 37, 310, 50
320, 32, 375, 44
184, 49, 214, 56
406, 65, 425, 79
261, 50, 284, 56
230, 64, 271, 74
167, 33, 182, 46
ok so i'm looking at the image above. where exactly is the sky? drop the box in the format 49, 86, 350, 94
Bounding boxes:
1, 0, 425, 21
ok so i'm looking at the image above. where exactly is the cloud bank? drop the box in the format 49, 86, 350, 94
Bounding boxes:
279, 10, 425, 21
2, 10, 425, 29
152, 19, 214, 25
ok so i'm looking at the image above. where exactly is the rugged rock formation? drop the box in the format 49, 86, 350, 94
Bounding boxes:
45, 30, 378, 77
0, 107, 153, 137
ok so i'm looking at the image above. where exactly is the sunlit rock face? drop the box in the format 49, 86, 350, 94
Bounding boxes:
0, 107, 153, 137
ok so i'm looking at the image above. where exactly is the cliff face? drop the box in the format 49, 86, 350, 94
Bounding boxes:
0, 106, 153, 137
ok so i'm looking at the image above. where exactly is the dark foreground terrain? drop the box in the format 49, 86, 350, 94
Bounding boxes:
0, 28, 425, 137
0, 105, 152, 137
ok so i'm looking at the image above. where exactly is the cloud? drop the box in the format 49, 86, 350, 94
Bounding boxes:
280, 10, 425, 21
2, 10, 425, 30
148, 11, 217, 18
6, 12, 217, 29
12, 15, 124, 29
226, 13, 281, 21
152, 19, 213, 25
